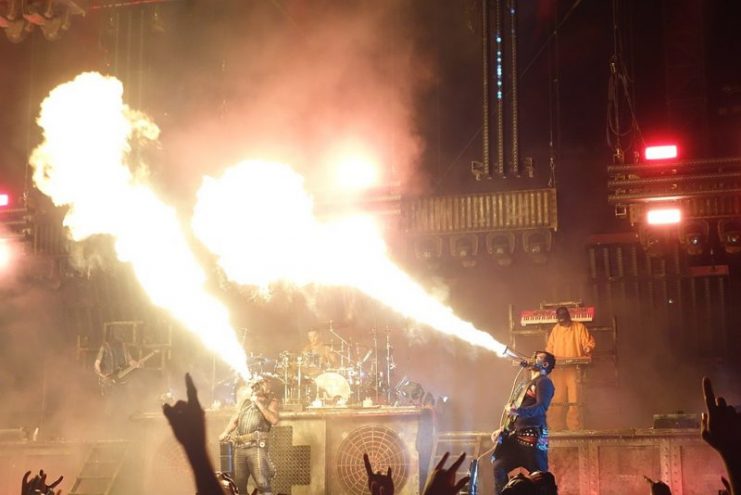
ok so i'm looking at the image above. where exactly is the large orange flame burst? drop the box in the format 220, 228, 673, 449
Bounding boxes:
29, 72, 250, 379
192, 160, 509, 355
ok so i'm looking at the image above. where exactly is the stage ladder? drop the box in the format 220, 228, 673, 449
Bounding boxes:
68, 441, 129, 495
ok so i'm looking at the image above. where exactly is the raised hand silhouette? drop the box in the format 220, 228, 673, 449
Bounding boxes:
21, 469, 63, 495
163, 373, 206, 454
364, 453, 394, 495
701, 377, 741, 495
423, 452, 470, 495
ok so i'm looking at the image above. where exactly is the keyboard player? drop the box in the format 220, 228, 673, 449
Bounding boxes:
545, 306, 596, 431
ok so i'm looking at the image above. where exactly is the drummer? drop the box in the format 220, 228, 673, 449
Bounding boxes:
302, 329, 338, 369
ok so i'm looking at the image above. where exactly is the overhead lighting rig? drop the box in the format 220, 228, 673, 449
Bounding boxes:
1, 0, 179, 42
1, 0, 85, 42
608, 148, 741, 257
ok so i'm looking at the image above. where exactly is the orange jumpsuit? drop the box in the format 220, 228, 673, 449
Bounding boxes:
545, 321, 595, 431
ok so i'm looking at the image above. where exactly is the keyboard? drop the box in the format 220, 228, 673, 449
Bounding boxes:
520, 307, 595, 326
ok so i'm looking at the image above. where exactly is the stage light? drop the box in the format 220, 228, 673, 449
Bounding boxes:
645, 144, 678, 161
680, 220, 709, 256
646, 207, 681, 225
3, 17, 31, 43
486, 232, 515, 267
329, 141, 381, 192
718, 220, 741, 254
0, 194, 9, 207
40, 7, 72, 41
449, 235, 478, 268
522, 230, 551, 264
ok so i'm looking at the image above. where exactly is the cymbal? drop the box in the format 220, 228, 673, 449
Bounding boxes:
246, 355, 272, 365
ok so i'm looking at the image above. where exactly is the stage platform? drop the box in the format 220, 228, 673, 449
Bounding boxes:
0, 409, 728, 495
434, 429, 726, 495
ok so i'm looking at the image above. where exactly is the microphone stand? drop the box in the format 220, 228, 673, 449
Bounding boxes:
328, 321, 350, 368
385, 328, 393, 404
372, 329, 379, 403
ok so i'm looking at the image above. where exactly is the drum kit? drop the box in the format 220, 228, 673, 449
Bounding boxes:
235, 327, 397, 408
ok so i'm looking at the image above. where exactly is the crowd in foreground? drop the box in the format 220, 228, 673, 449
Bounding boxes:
18, 375, 740, 495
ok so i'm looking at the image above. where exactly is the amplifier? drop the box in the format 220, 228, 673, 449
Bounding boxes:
652, 413, 700, 429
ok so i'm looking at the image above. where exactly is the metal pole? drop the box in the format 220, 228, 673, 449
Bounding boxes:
482, 0, 491, 179
495, 0, 505, 176
509, 0, 520, 176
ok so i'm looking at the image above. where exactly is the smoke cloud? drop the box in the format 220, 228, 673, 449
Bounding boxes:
157, 0, 434, 198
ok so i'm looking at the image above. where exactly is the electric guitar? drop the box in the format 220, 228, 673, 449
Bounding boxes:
492, 376, 533, 458
468, 379, 532, 495
99, 350, 159, 390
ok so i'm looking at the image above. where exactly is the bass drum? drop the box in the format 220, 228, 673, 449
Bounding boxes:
314, 372, 352, 405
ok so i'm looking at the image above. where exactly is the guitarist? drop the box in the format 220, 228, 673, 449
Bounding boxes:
491, 351, 556, 495
94, 327, 141, 389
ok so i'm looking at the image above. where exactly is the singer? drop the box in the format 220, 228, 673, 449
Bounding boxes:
219, 376, 279, 495
491, 351, 556, 495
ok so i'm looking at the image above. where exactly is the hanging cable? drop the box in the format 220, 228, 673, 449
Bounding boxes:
509, 0, 519, 177
605, 0, 644, 164
546, 0, 560, 188
449, 0, 585, 183
518, 0, 584, 81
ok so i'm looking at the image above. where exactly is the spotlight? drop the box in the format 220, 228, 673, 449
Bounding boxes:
40, 7, 71, 41
647, 207, 681, 225
680, 220, 709, 256
3, 0, 82, 43
2, 0, 25, 41
645, 144, 678, 161
486, 232, 515, 267
328, 140, 381, 191
449, 235, 478, 268
718, 220, 741, 254
522, 230, 552, 264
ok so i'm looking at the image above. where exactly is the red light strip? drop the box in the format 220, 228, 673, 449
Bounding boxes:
645, 145, 678, 160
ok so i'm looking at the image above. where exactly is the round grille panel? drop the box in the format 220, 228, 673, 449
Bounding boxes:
336, 425, 410, 495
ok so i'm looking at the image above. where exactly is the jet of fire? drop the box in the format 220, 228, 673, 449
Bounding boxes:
29, 72, 250, 379
193, 160, 509, 355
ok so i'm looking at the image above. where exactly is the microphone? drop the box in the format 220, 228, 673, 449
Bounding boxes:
501, 346, 530, 367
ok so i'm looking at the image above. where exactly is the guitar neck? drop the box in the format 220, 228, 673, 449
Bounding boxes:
115, 351, 158, 380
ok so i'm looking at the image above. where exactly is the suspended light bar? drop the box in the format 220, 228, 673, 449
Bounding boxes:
647, 207, 681, 225
645, 145, 678, 161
